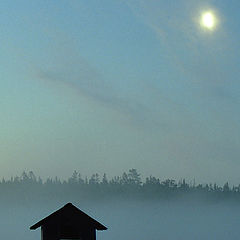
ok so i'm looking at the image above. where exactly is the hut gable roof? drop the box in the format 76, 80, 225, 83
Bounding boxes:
30, 203, 107, 231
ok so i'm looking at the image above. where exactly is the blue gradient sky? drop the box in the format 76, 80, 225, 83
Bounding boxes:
1, 0, 240, 184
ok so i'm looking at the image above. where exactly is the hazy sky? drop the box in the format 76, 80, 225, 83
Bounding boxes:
1, 0, 240, 184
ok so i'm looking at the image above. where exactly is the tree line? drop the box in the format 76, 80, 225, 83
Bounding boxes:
0, 169, 239, 204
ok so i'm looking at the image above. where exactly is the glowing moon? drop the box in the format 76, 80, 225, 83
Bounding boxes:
200, 11, 217, 30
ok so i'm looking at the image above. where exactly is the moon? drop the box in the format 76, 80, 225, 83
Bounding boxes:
200, 11, 217, 30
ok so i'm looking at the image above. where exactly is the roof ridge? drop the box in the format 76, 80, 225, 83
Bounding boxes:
30, 203, 107, 231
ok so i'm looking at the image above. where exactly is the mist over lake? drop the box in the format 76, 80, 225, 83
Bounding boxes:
1, 198, 240, 240
0, 171, 240, 240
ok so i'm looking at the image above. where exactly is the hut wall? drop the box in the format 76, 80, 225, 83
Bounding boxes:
41, 224, 96, 240
41, 225, 60, 240
60, 226, 96, 240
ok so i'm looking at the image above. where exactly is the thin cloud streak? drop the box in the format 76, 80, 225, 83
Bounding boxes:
36, 63, 149, 126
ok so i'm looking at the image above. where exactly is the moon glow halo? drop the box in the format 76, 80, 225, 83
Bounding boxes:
200, 11, 217, 30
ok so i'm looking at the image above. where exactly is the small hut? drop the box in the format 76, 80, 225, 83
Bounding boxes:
30, 203, 107, 240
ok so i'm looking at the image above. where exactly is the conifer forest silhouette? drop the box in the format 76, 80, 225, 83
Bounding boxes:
1, 169, 240, 204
